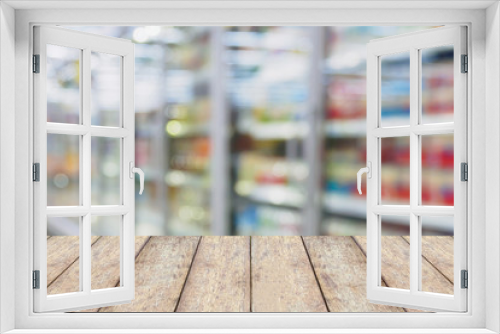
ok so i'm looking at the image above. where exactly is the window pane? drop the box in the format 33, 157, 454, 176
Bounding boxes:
91, 137, 121, 205
47, 134, 80, 206
381, 137, 410, 205
421, 134, 454, 206
91, 216, 121, 290
47, 217, 80, 295
421, 45, 454, 124
381, 215, 410, 290
380, 52, 410, 127
421, 216, 454, 295
91, 52, 121, 127
47, 44, 80, 124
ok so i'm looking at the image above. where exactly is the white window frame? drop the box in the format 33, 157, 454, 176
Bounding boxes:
33, 25, 136, 312
0, 2, 498, 333
365, 26, 468, 312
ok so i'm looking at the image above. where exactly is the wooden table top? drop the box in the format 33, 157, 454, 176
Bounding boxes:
44, 236, 454, 313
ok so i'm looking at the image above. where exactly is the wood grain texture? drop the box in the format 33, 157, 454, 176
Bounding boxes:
251, 236, 327, 312
403, 236, 454, 284
303, 236, 404, 312
47, 236, 99, 291
45, 236, 454, 313
176, 236, 251, 312
354, 236, 453, 295
99, 236, 200, 312
91, 236, 121, 290
75, 236, 150, 312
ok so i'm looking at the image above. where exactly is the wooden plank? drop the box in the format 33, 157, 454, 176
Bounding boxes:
90, 236, 122, 290
354, 236, 453, 295
77, 236, 150, 312
403, 236, 454, 283
251, 236, 327, 312
99, 236, 200, 312
48, 236, 120, 295
176, 236, 251, 312
47, 236, 99, 288
47, 236, 147, 311
303, 236, 404, 312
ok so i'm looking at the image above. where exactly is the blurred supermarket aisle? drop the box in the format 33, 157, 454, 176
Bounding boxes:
48, 26, 453, 236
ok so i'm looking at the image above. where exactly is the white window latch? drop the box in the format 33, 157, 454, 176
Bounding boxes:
129, 161, 144, 195
357, 162, 371, 195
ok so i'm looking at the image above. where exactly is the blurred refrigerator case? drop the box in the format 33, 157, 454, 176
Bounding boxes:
225, 27, 314, 235
68, 26, 215, 235
163, 27, 213, 235
321, 26, 453, 236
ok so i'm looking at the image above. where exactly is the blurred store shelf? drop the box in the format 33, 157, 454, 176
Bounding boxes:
239, 121, 309, 140
165, 120, 209, 138
324, 119, 366, 138
240, 184, 305, 208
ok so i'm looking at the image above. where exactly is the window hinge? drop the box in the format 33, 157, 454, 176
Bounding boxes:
33, 163, 40, 182
33, 270, 40, 289
461, 270, 468, 289
461, 54, 468, 73
33, 54, 40, 73
461, 162, 468, 181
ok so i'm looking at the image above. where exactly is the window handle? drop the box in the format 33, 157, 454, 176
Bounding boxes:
129, 162, 144, 195
357, 162, 371, 195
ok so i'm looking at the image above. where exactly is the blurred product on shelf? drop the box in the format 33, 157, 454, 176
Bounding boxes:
322, 26, 454, 236
47, 134, 79, 207
163, 28, 212, 235
46, 44, 80, 124
422, 134, 454, 206
421, 45, 454, 124
235, 204, 301, 236
227, 26, 312, 235
381, 137, 411, 205
234, 152, 307, 208
380, 51, 411, 127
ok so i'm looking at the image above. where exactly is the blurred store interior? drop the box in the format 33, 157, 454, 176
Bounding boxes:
47, 26, 454, 236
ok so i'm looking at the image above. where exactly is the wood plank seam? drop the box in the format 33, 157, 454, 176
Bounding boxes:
95, 236, 152, 312
173, 236, 202, 312
351, 236, 396, 285
350, 236, 412, 312
47, 236, 101, 288
300, 236, 330, 312
251, 236, 328, 312
400, 236, 454, 285
175, 236, 251, 312
249, 236, 252, 312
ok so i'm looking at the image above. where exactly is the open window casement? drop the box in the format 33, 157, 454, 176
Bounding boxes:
362, 26, 467, 312
33, 26, 141, 312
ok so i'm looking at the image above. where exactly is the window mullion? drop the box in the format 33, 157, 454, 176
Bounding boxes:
409, 47, 420, 294
81, 47, 92, 294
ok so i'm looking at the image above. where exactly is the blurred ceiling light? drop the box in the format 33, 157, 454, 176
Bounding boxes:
133, 27, 150, 43
165, 120, 183, 136
145, 26, 161, 37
